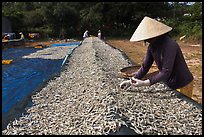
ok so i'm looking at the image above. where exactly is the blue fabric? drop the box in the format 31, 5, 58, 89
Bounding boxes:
2, 42, 80, 114
51, 42, 80, 47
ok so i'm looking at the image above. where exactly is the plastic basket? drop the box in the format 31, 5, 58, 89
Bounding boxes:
2, 60, 13, 65
119, 65, 159, 79
34, 46, 43, 48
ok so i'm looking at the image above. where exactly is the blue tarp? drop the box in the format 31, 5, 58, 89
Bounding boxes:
51, 42, 81, 47
2, 42, 80, 114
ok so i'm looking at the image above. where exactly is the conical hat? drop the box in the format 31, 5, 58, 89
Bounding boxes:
130, 16, 172, 42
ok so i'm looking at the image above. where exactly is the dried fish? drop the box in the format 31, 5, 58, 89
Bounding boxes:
2, 37, 202, 135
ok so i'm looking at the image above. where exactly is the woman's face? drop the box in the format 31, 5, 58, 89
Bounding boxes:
145, 37, 157, 44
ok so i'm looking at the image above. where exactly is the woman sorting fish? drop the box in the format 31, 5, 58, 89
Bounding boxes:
120, 16, 194, 98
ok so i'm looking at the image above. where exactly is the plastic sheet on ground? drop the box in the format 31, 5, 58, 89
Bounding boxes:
2, 42, 80, 126
51, 42, 81, 47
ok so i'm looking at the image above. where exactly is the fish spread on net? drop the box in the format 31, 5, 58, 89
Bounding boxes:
2, 37, 202, 135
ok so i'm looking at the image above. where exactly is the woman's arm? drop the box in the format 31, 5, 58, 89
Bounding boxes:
133, 46, 154, 79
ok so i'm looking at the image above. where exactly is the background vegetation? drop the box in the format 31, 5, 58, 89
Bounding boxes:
2, 2, 202, 42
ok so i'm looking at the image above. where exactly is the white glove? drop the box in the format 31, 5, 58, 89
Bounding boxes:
130, 77, 150, 87
120, 79, 131, 90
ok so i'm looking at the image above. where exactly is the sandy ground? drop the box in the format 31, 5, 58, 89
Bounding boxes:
106, 39, 202, 104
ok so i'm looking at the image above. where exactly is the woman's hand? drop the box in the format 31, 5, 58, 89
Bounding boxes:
130, 77, 150, 87
119, 80, 131, 90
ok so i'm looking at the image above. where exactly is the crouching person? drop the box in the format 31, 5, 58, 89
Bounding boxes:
119, 16, 194, 99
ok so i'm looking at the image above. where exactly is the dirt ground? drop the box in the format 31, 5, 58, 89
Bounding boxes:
8, 39, 201, 104
106, 39, 202, 104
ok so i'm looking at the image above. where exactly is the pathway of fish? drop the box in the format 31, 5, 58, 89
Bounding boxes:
2, 38, 202, 135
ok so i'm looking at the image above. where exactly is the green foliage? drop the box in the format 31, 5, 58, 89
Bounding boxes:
2, 2, 202, 42
2, 3, 25, 32
162, 2, 202, 42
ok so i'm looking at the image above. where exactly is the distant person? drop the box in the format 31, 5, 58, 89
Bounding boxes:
119, 16, 194, 98
19, 32, 25, 40
3, 34, 9, 40
83, 30, 89, 39
98, 30, 101, 39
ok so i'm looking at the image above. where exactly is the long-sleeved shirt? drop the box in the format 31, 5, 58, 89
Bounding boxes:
133, 34, 193, 89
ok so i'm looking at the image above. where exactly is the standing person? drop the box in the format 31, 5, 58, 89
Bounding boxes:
119, 16, 194, 98
98, 30, 101, 39
3, 34, 10, 40
19, 32, 25, 40
83, 30, 89, 39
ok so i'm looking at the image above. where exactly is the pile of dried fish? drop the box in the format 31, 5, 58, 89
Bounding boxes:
22, 45, 77, 60
2, 37, 202, 135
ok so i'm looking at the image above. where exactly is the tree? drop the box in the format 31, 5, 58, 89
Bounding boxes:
1, 2, 202, 41
2, 2, 25, 33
